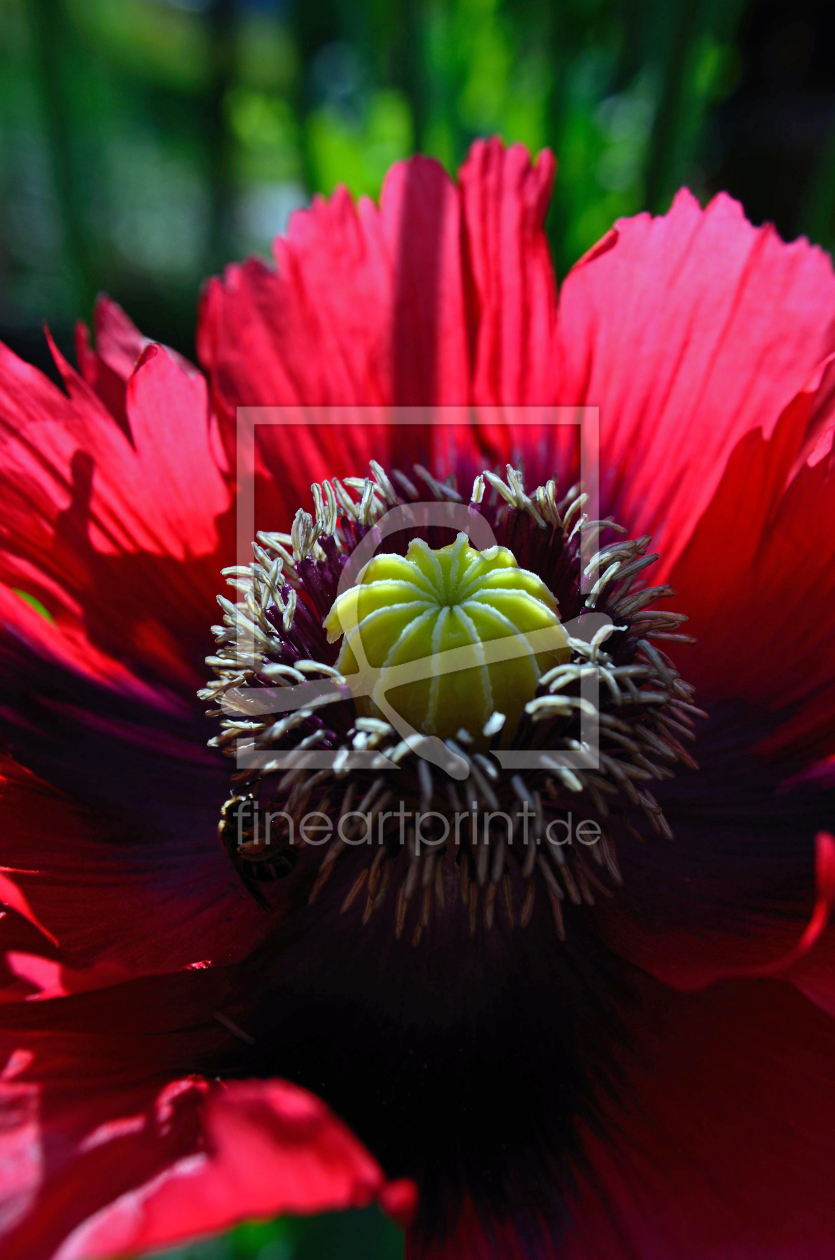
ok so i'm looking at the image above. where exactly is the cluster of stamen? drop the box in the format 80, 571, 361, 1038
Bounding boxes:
202, 462, 703, 943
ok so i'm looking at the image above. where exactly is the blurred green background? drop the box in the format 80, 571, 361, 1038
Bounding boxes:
1, 0, 833, 1254
3, 0, 835, 383
156, 1208, 405, 1260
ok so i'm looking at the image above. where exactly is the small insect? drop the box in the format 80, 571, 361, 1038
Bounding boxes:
218, 792, 298, 904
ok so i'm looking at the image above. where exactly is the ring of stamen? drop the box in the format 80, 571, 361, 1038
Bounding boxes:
202, 462, 703, 942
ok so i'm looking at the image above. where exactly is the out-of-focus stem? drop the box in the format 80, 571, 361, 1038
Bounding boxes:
205, 0, 236, 274
643, 0, 703, 213
400, 0, 425, 151
27, 0, 95, 315
800, 110, 835, 252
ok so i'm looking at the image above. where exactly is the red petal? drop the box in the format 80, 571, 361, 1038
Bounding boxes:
0, 334, 274, 981
86, 296, 149, 379
555, 190, 835, 571
0, 960, 406, 1260
0, 741, 280, 980
57, 1078, 390, 1260
787, 834, 835, 1017
198, 156, 473, 529
561, 979, 835, 1259
0, 1053, 392, 1260
74, 297, 147, 431
668, 357, 835, 762
197, 139, 562, 525
0, 335, 231, 690
0, 584, 167, 707
407, 1200, 559, 1260
0, 874, 58, 949
459, 138, 557, 407
199, 157, 468, 415
75, 296, 200, 434
409, 979, 835, 1259
791, 832, 835, 959
596, 821, 835, 999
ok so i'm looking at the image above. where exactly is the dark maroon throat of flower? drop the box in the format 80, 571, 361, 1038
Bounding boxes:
202, 461, 702, 943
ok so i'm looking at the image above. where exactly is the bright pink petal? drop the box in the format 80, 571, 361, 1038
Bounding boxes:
0, 336, 231, 690
459, 138, 557, 407
199, 157, 468, 414
80, 295, 149, 380
197, 140, 565, 525
74, 297, 148, 430
573, 252, 835, 1012
75, 296, 200, 433
197, 156, 470, 527
554, 190, 835, 572
0, 338, 271, 982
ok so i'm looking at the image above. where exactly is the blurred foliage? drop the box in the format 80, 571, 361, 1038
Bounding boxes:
1, 0, 833, 1252
4, 0, 834, 379
157, 1206, 405, 1260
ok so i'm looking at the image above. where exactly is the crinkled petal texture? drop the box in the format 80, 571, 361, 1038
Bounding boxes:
74, 293, 201, 435
0, 331, 229, 690
198, 139, 556, 415
554, 188, 835, 571
550, 187, 835, 1001
1, 136, 835, 1260
197, 138, 559, 524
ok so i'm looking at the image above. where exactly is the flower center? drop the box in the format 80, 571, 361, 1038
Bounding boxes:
324, 533, 570, 744
204, 461, 704, 944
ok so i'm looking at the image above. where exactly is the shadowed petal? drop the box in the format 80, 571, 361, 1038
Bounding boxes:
408, 978, 835, 1259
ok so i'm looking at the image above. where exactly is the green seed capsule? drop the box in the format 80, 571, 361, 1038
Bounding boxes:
324, 532, 570, 743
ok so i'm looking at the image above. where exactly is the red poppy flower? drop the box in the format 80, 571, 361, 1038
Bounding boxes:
1, 138, 835, 1260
